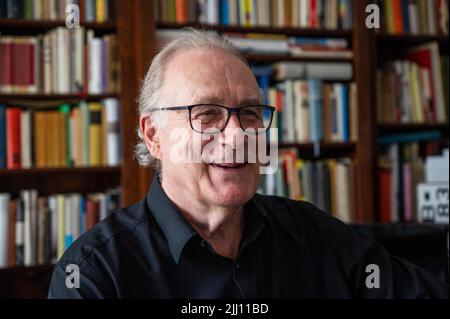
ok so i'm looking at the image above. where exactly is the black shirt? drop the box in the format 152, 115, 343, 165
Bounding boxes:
48, 177, 448, 298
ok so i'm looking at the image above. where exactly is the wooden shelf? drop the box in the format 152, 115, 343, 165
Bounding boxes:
0, 264, 54, 275
156, 22, 353, 39
0, 265, 54, 299
278, 142, 356, 158
0, 166, 121, 195
0, 93, 119, 107
245, 54, 353, 63
377, 33, 449, 46
378, 123, 449, 134
0, 93, 118, 100
0, 19, 116, 33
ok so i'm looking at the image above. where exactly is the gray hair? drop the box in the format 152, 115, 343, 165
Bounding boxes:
134, 28, 247, 169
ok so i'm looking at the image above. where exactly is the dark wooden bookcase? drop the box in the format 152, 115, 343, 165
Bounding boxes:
0, 0, 448, 298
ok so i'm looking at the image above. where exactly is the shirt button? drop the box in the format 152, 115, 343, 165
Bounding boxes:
234, 263, 240, 270
200, 240, 206, 248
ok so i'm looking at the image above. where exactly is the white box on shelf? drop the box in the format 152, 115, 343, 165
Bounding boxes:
417, 183, 449, 224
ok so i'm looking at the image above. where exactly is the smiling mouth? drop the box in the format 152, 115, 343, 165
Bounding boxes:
210, 163, 248, 170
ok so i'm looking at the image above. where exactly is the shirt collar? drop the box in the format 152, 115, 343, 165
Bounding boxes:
146, 176, 273, 264
146, 176, 196, 264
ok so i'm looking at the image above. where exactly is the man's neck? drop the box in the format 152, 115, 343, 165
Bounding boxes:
161, 179, 245, 260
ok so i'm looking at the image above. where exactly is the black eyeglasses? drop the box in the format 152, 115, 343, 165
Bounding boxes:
149, 104, 276, 134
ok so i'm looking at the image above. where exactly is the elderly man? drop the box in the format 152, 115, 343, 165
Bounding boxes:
48, 29, 447, 298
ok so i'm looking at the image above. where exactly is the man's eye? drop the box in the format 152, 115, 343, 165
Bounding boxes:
241, 110, 260, 118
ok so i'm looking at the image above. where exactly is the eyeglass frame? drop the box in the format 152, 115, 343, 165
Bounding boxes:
148, 103, 276, 134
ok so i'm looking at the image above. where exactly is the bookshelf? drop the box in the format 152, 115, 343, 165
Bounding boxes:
0, 0, 448, 298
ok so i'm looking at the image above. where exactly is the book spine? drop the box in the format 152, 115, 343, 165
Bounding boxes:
6, 108, 21, 169
0, 193, 10, 268
105, 98, 120, 166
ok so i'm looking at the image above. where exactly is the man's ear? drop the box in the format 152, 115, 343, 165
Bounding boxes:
139, 116, 162, 161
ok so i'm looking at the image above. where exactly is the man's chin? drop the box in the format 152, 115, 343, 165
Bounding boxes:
207, 185, 255, 208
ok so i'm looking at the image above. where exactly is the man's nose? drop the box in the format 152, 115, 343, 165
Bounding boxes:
225, 112, 241, 130
220, 113, 244, 148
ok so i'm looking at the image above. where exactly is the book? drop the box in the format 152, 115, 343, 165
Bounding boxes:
0, 193, 10, 268
6, 108, 21, 169
0, 104, 6, 168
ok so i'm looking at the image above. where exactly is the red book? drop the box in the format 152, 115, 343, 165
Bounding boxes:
0, 39, 13, 92
86, 198, 99, 230
6, 108, 21, 169
392, 0, 404, 34
309, 0, 317, 28
405, 43, 445, 123
175, 0, 187, 23
378, 168, 391, 223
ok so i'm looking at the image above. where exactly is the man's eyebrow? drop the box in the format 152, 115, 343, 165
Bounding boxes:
191, 96, 263, 106
191, 96, 224, 105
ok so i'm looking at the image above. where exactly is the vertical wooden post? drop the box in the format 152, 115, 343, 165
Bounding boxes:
116, 0, 156, 206
352, 0, 378, 222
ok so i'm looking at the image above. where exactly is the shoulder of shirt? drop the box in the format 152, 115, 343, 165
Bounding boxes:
253, 193, 371, 247
55, 198, 150, 272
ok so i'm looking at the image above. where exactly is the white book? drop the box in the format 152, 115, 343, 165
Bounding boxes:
426, 152, 449, 183
293, 80, 310, 142
20, 110, 32, 168
228, 0, 238, 25
43, 34, 52, 94
48, 196, 58, 264
408, 2, 419, 35
274, 62, 353, 81
88, 30, 103, 94
427, 0, 437, 35
104, 98, 121, 166
21, 190, 32, 266
71, 194, 81, 241
300, 0, 309, 28
284, 80, 296, 143
335, 162, 350, 223
33, 0, 42, 19
98, 194, 108, 221
207, 0, 219, 24
0, 193, 10, 268
56, 27, 70, 94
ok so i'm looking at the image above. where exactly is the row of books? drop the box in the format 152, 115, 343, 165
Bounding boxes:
0, 99, 121, 169
258, 149, 356, 223
377, 42, 448, 124
269, 80, 357, 144
0, 28, 120, 95
155, 0, 353, 30
0, 188, 121, 268
251, 63, 357, 144
157, 29, 353, 58
377, 0, 449, 35
378, 140, 448, 223
0, 0, 115, 23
